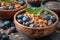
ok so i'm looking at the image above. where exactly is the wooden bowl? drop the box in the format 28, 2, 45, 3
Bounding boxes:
14, 8, 59, 38
0, 0, 27, 19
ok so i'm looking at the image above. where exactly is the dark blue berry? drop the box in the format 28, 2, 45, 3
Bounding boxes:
19, 1, 25, 6
18, 0, 24, 2
18, 19, 23, 24
23, 16, 30, 22
50, 16, 56, 22
17, 14, 23, 19
0, 6, 5, 10
2, 35, 9, 40
0, 23, 4, 29
4, 21, 11, 27
44, 15, 50, 20
10, 26, 17, 33
24, 22, 30, 26
0, 33, 2, 40
48, 20, 53, 26
29, 24, 36, 28
9, 6, 15, 10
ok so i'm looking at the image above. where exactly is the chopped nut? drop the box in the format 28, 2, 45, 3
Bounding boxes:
56, 30, 60, 34
11, 33, 14, 36
23, 13, 27, 16
6, 3, 11, 7
43, 23, 47, 27
0, 29, 4, 33
13, 1, 19, 4
8, 35, 11, 36
40, 14, 44, 19
18, 37, 22, 40
7, 29, 12, 35
1, 2, 5, 6
30, 18, 34, 23
15, 35, 20, 38
38, 19, 44, 24
15, 4, 21, 8
39, 19, 42, 22
31, 14, 35, 17
44, 20, 47, 23
35, 17, 39, 20
40, 24, 43, 27
36, 23, 40, 26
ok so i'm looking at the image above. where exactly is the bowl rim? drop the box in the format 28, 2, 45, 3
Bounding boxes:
0, 0, 27, 11
14, 8, 59, 30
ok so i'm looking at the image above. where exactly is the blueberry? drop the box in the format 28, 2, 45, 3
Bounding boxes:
8, 6, 15, 10
0, 23, 4, 29
23, 16, 30, 22
4, 21, 11, 27
44, 15, 50, 20
19, 1, 25, 6
44, 11, 49, 15
17, 14, 23, 19
18, 0, 24, 1
24, 22, 30, 26
29, 24, 36, 28
48, 20, 53, 26
0, 6, 5, 10
0, 33, 2, 40
2, 35, 9, 40
10, 26, 17, 33
18, 19, 23, 24
50, 16, 56, 22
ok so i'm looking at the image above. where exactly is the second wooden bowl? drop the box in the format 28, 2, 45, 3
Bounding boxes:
0, 0, 27, 19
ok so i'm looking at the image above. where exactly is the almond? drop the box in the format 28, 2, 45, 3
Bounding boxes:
7, 29, 12, 35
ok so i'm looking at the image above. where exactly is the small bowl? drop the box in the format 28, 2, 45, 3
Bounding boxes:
14, 8, 58, 38
0, 0, 27, 19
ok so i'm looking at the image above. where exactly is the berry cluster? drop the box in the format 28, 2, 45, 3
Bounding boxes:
0, 32, 9, 40
17, 14, 37, 28
0, 20, 17, 40
0, 20, 17, 33
43, 11, 56, 26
